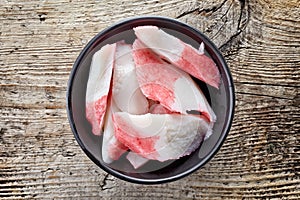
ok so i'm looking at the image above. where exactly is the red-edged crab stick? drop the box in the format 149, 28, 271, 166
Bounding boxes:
85, 44, 116, 135
132, 39, 216, 123
102, 42, 149, 164
113, 112, 212, 162
134, 26, 220, 88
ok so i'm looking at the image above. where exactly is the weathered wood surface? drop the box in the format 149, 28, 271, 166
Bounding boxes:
0, 0, 299, 199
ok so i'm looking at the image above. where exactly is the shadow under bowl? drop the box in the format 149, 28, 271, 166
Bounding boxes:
66, 16, 235, 184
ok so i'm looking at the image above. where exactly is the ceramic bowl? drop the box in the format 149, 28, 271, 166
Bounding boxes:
66, 16, 235, 184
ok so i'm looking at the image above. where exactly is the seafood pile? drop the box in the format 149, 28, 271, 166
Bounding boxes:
85, 26, 220, 169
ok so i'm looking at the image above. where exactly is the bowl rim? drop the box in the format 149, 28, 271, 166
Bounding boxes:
66, 15, 235, 184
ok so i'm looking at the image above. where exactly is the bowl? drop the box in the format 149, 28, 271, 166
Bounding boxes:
66, 16, 235, 184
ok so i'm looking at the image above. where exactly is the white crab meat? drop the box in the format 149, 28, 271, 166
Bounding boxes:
134, 26, 220, 88
102, 41, 150, 164
126, 152, 149, 169
113, 112, 212, 162
112, 41, 148, 114
149, 103, 173, 114
86, 44, 116, 135
126, 100, 172, 168
132, 39, 216, 122
102, 101, 128, 164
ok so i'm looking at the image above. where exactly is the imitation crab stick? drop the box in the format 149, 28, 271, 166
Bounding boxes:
126, 151, 149, 169
113, 112, 212, 162
126, 102, 173, 168
134, 26, 220, 88
85, 44, 116, 135
132, 39, 216, 122
102, 101, 128, 164
112, 41, 149, 114
102, 42, 150, 164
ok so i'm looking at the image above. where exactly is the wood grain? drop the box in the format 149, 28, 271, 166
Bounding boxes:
0, 0, 299, 199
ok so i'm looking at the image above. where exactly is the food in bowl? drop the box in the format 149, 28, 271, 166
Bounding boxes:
67, 16, 235, 184
85, 25, 220, 169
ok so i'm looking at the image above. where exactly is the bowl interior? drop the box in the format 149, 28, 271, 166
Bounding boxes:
67, 17, 235, 184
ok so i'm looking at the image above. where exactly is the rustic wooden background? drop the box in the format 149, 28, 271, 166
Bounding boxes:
0, 0, 299, 199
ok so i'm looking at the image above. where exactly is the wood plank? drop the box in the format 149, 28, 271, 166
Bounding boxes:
0, 0, 299, 199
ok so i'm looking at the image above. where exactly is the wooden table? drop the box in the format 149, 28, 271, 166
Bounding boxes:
1, 0, 299, 199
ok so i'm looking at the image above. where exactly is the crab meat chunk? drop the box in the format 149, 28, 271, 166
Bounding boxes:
102, 101, 128, 164
113, 41, 148, 114
149, 103, 173, 114
126, 152, 149, 169
134, 26, 220, 88
132, 39, 216, 122
103, 41, 151, 163
86, 44, 116, 135
113, 112, 212, 162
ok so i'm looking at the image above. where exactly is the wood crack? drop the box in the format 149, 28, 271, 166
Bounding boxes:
211, 0, 234, 40
237, 0, 246, 30
220, 0, 250, 50
236, 91, 295, 100
100, 174, 115, 191
237, 81, 300, 88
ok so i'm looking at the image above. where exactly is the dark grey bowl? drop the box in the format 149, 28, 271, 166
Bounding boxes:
66, 16, 235, 184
